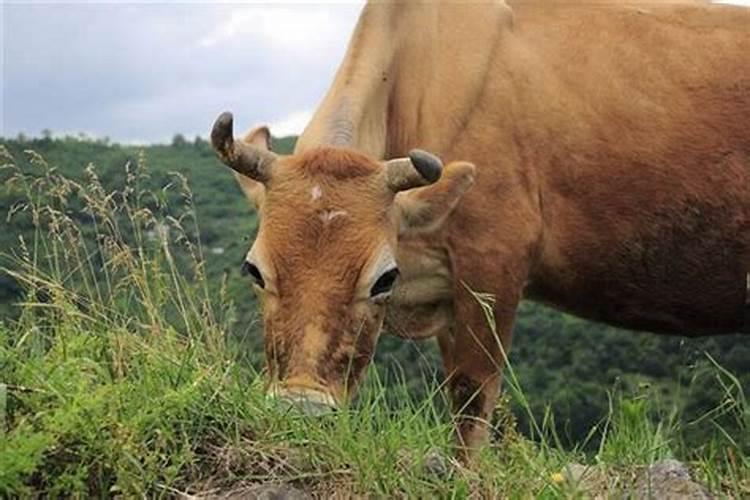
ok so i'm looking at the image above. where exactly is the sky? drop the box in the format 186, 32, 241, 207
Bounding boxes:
1, 0, 364, 143
1, 0, 748, 144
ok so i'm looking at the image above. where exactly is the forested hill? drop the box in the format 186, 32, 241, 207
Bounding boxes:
1, 134, 747, 449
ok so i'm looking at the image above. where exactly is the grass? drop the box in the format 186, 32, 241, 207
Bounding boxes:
0, 146, 748, 497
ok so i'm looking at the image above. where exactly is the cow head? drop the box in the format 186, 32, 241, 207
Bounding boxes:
212, 112, 475, 413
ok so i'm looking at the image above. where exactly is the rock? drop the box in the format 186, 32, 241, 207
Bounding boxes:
558, 459, 713, 499
647, 459, 692, 481
633, 459, 713, 500
216, 484, 310, 500
422, 447, 456, 479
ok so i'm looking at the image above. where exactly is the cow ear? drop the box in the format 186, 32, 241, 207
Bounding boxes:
234, 126, 272, 207
395, 161, 475, 235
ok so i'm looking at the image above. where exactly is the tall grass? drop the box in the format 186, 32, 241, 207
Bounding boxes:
0, 146, 747, 497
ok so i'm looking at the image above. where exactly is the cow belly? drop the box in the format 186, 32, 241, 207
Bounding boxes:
528, 244, 748, 336
529, 198, 749, 336
532, 281, 745, 336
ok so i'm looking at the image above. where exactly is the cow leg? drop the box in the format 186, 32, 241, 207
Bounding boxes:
448, 261, 527, 461
436, 325, 455, 378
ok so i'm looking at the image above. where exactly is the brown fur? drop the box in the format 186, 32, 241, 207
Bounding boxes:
231, 0, 749, 458
244, 147, 399, 401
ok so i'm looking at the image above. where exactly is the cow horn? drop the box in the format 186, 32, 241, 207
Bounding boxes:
211, 111, 277, 183
385, 149, 443, 192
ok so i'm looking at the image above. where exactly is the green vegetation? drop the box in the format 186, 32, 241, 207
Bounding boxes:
0, 137, 747, 496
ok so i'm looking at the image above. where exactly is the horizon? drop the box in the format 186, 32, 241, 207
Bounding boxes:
0, 128, 297, 147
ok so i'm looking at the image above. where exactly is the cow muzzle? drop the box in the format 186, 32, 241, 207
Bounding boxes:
269, 386, 338, 416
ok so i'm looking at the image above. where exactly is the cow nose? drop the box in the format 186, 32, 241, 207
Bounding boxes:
279, 395, 336, 416
269, 387, 338, 416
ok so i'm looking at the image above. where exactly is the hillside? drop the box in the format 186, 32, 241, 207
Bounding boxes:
0, 137, 747, 496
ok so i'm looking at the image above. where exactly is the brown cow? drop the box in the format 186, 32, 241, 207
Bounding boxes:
212, 1, 750, 458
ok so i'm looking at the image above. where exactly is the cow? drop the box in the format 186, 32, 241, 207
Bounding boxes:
211, 0, 750, 459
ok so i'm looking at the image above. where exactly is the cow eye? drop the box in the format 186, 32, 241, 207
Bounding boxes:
370, 268, 400, 299
241, 261, 265, 288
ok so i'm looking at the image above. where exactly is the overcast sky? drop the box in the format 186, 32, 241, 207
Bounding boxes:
1, 0, 748, 144
1, 0, 364, 143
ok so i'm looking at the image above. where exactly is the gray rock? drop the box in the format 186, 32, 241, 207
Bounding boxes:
633, 459, 713, 500
217, 484, 310, 500
647, 459, 692, 481
422, 447, 455, 479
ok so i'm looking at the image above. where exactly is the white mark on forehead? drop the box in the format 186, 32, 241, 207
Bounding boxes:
318, 209, 348, 223
311, 185, 323, 201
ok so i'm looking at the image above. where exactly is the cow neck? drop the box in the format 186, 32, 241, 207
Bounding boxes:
295, 1, 514, 163
294, 2, 396, 159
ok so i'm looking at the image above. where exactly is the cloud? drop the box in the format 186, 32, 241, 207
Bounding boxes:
198, 6, 359, 52
270, 109, 314, 137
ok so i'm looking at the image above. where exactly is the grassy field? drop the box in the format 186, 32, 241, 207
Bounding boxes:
0, 145, 747, 497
